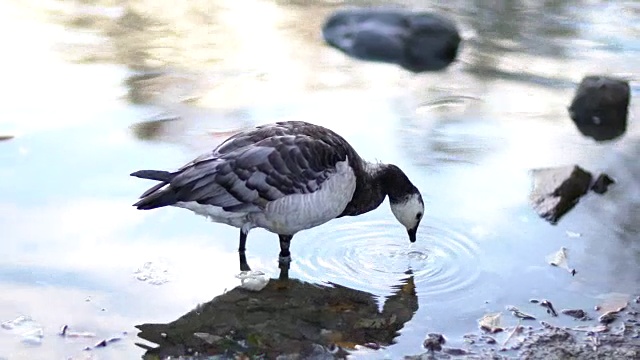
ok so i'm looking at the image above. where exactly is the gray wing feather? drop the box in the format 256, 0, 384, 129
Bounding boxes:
134, 122, 361, 212
159, 135, 345, 212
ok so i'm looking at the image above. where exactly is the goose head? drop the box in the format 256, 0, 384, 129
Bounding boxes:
382, 165, 424, 242
390, 192, 424, 242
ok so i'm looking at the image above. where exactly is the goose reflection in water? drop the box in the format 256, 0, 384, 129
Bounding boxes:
136, 269, 418, 359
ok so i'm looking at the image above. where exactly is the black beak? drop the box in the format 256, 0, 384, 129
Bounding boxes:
408, 227, 417, 243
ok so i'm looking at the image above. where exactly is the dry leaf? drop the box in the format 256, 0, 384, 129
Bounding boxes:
479, 313, 503, 333
597, 293, 629, 314
506, 306, 536, 320
546, 247, 576, 275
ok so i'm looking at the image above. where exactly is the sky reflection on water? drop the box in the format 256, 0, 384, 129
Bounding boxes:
1, 0, 639, 358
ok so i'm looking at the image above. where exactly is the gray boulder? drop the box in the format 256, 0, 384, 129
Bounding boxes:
568, 76, 630, 141
530, 166, 593, 224
529, 165, 615, 224
322, 8, 461, 72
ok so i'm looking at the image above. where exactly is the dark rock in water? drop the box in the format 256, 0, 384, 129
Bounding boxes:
482, 335, 497, 344
568, 76, 630, 141
95, 339, 107, 347
136, 270, 417, 359
423, 332, 446, 351
591, 173, 615, 194
561, 309, 588, 319
322, 8, 461, 72
540, 300, 559, 317
599, 311, 619, 324
530, 166, 593, 224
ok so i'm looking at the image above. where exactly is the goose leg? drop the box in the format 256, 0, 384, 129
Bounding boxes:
278, 234, 292, 261
239, 229, 251, 272
278, 264, 289, 280
278, 234, 293, 280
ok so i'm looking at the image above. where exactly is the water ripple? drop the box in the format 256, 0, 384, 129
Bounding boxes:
295, 220, 481, 300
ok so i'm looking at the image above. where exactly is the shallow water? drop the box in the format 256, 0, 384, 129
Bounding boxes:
1, 0, 639, 358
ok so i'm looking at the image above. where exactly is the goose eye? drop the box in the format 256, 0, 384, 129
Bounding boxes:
416, 212, 423, 221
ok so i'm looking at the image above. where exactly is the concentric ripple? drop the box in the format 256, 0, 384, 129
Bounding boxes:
295, 219, 481, 300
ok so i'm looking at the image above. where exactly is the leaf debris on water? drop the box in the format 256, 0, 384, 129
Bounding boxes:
565, 231, 582, 238
479, 313, 503, 333
59, 324, 97, 338
505, 306, 536, 320
597, 293, 629, 314
546, 247, 576, 275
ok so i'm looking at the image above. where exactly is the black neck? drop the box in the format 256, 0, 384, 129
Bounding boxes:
339, 163, 412, 217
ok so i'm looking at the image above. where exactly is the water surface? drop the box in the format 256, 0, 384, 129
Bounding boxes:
1, 0, 639, 358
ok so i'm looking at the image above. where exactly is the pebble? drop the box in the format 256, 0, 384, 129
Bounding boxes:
95, 340, 107, 347
561, 309, 587, 319
482, 335, 497, 344
423, 333, 446, 351
541, 300, 558, 317
599, 312, 618, 324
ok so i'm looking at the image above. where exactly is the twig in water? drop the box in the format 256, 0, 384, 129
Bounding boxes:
503, 319, 522, 347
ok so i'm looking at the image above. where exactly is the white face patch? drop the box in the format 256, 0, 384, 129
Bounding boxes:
390, 193, 424, 230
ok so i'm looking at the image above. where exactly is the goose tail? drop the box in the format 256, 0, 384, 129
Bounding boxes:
130, 170, 174, 182
130, 169, 178, 210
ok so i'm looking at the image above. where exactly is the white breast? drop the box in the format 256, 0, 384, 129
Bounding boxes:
251, 159, 357, 234
174, 201, 249, 229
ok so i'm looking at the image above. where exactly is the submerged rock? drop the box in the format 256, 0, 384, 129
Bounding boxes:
530, 166, 593, 224
322, 8, 461, 72
591, 173, 615, 194
422, 333, 446, 351
568, 76, 630, 142
561, 309, 589, 320
599, 312, 619, 324
540, 300, 559, 317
